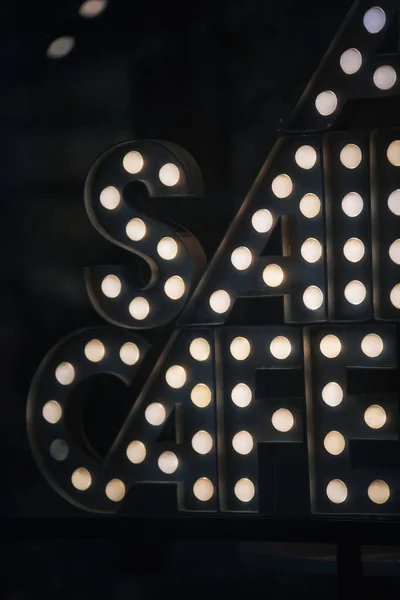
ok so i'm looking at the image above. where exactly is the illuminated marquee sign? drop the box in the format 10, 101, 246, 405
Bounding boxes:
27, 2, 400, 515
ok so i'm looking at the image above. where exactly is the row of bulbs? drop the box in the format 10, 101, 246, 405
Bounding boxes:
327, 478, 390, 505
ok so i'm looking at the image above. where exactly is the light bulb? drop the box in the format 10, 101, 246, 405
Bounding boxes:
340, 144, 362, 169
84, 339, 105, 363
363, 6, 386, 33
299, 193, 321, 218
71, 467, 92, 491
232, 431, 254, 455
159, 163, 180, 186
300, 238, 322, 263
234, 478, 255, 502
368, 480, 390, 504
373, 65, 396, 90
157, 237, 178, 260
122, 151, 143, 174
270, 336, 291, 360
271, 174, 293, 198
390, 283, 400, 308
388, 190, 400, 215
42, 400, 62, 424
158, 451, 178, 474
165, 365, 186, 388
231, 383, 252, 408
129, 297, 150, 320
191, 430, 213, 455
340, 48, 362, 74
126, 440, 146, 464
190, 384, 212, 408
55, 362, 75, 385
119, 342, 140, 366
295, 145, 317, 169
364, 404, 386, 429
209, 290, 231, 314
105, 479, 126, 502
342, 192, 363, 217
251, 209, 273, 233
303, 285, 323, 310
387, 141, 400, 166
262, 264, 284, 287
50, 439, 69, 461
145, 403, 166, 426
272, 408, 294, 432
320, 335, 341, 358
193, 478, 214, 501
101, 274, 122, 298
324, 431, 346, 455
326, 479, 347, 503
322, 382, 343, 407
230, 336, 251, 361
343, 238, 365, 262
126, 218, 146, 241
315, 91, 337, 116
231, 246, 252, 270
344, 280, 366, 305
189, 338, 211, 361
100, 186, 120, 210
361, 334, 383, 358
164, 276, 185, 300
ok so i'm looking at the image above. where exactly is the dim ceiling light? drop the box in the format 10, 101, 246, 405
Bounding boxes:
388, 189, 400, 215
71, 467, 92, 491
324, 431, 346, 455
361, 333, 383, 358
209, 289, 231, 314
189, 338, 211, 361
119, 342, 140, 366
373, 65, 397, 90
326, 479, 347, 503
340, 144, 362, 169
299, 193, 321, 218
122, 151, 144, 174
322, 382, 343, 407
231, 383, 252, 408
364, 404, 386, 429
234, 478, 255, 502
368, 479, 390, 504
251, 208, 273, 233
363, 6, 386, 33
341, 192, 363, 217
270, 336, 291, 360
272, 408, 294, 432
230, 336, 251, 361
191, 430, 213, 454
315, 90, 338, 116
164, 275, 185, 300
231, 246, 253, 270
84, 339, 105, 363
303, 285, 323, 310
340, 48, 362, 75
126, 218, 146, 241
165, 365, 186, 388
320, 335, 341, 358
157, 237, 178, 260
262, 264, 284, 287
300, 238, 322, 263
42, 400, 62, 424
100, 186, 120, 210
105, 479, 126, 502
193, 478, 214, 501
390, 283, 400, 308
295, 145, 317, 170
55, 362, 75, 385
232, 431, 254, 455
129, 297, 150, 320
79, 0, 108, 18
126, 440, 146, 464
145, 402, 166, 426
101, 274, 122, 298
343, 237, 365, 263
158, 451, 178, 474
344, 280, 366, 305
159, 163, 180, 187
387, 140, 400, 166
50, 439, 69, 462
190, 383, 212, 408
271, 174, 293, 198
46, 36, 75, 59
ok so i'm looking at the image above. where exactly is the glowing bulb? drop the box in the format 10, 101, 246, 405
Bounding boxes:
364, 404, 386, 429
232, 431, 254, 455
361, 334, 383, 358
50, 439, 69, 461
122, 151, 143, 174
388, 190, 400, 215
271, 174, 293, 198
303, 285, 323, 310
42, 400, 62, 424
326, 479, 347, 504
209, 290, 231, 314
320, 335, 341, 358
315, 91, 337, 116
295, 145, 317, 169
189, 338, 211, 361
126, 440, 146, 464
342, 192, 363, 217
340, 144, 362, 169
343, 238, 365, 263
164, 275, 185, 300
363, 6, 386, 33
145, 403, 166, 426
373, 65, 396, 90
234, 478, 255, 502
368, 480, 390, 504
101, 274, 121, 298
300, 238, 322, 263
344, 280, 366, 305
270, 336, 291, 360
193, 478, 214, 501
129, 297, 150, 320
191, 430, 213, 454
231, 246, 252, 270
390, 283, 400, 308
272, 408, 294, 432
231, 383, 252, 408
157, 237, 178, 260
55, 362, 75, 385
105, 479, 126, 502
159, 163, 180, 186
322, 382, 343, 407
165, 365, 186, 388
251, 209, 273, 233
84, 339, 105, 362
126, 218, 146, 241
158, 451, 178, 474
324, 431, 346, 455
119, 342, 140, 365
79, 0, 108, 18
230, 336, 251, 361
191, 384, 212, 408
387, 141, 400, 166
262, 264, 284, 287
71, 467, 92, 491
299, 193, 321, 218
340, 48, 362, 74
47, 36, 75, 59
100, 186, 120, 210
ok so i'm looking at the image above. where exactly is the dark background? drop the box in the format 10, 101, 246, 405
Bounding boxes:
2, 0, 400, 597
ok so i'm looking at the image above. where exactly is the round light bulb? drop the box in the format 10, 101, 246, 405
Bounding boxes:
320, 335, 341, 358
230, 336, 251, 361
303, 285, 323, 310
193, 478, 214, 501
191, 384, 212, 408
361, 333, 383, 358
326, 479, 347, 504
159, 163, 180, 186
84, 339, 105, 363
191, 430, 213, 455
165, 365, 186, 389
262, 264, 284, 287
50, 439, 69, 461
158, 451, 179, 474
126, 440, 146, 464
315, 91, 338, 116
271, 174, 293, 198
343, 238, 365, 262
251, 209, 273, 233
390, 283, 400, 308
71, 467, 92, 491
101, 274, 122, 298
189, 338, 211, 361
100, 186, 120, 210
47, 36, 75, 59
387, 140, 400, 166
295, 145, 317, 169
272, 408, 294, 432
340, 144, 362, 169
42, 400, 62, 424
364, 404, 386, 429
340, 48, 362, 74
342, 192, 363, 217
231, 246, 252, 270
126, 218, 146, 241
388, 189, 400, 215
234, 478, 255, 502
363, 6, 386, 33
324, 431, 346, 455
105, 479, 126, 502
232, 431, 254, 455
157, 237, 178, 260
368, 480, 390, 504
373, 65, 397, 90
322, 382, 344, 407
344, 280, 366, 305
231, 383, 252, 408
300, 238, 322, 263
209, 290, 231, 314
270, 336, 291, 360
55, 362, 75, 386
299, 193, 321, 218
145, 402, 166, 426
119, 342, 140, 366
390, 241, 400, 267
129, 297, 150, 320
164, 275, 185, 300
122, 151, 143, 174
79, 0, 108, 18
